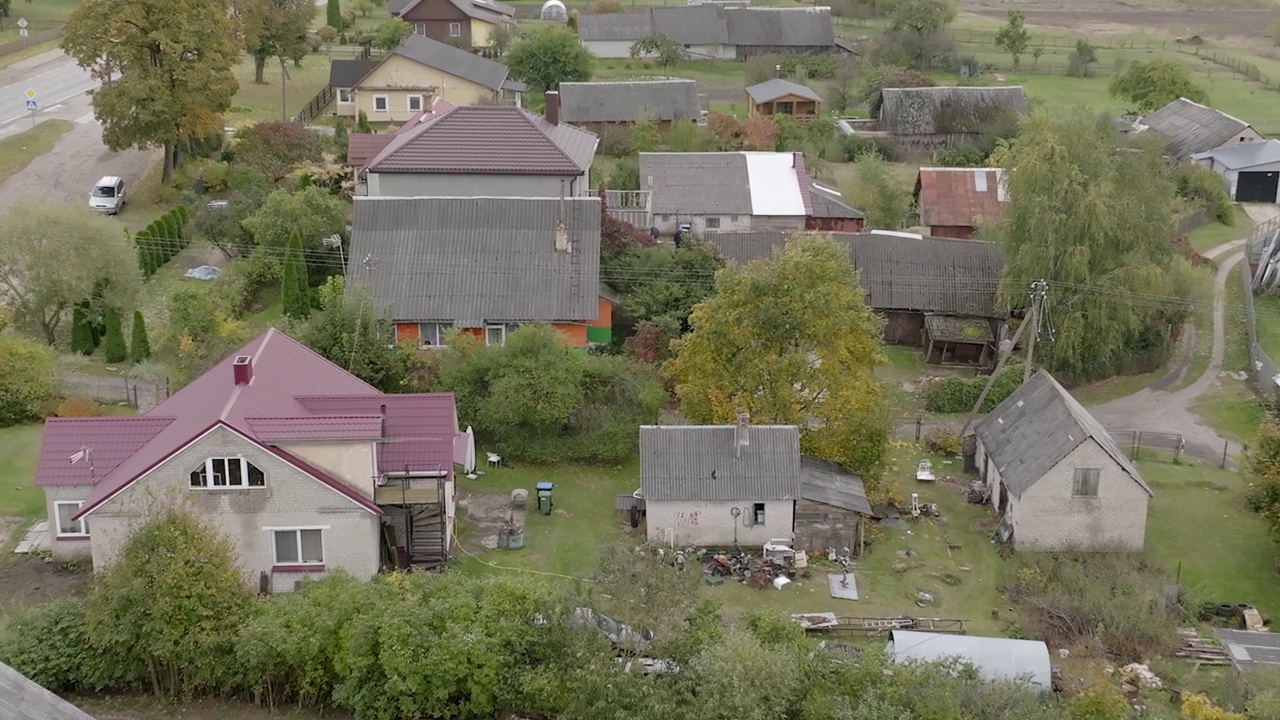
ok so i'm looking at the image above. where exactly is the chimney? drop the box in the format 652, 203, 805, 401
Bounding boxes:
544, 90, 559, 125
232, 355, 253, 385
734, 410, 749, 456
379, 404, 387, 438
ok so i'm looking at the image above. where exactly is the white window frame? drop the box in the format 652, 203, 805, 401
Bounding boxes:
1072, 468, 1101, 498
751, 502, 766, 526
414, 21, 426, 35
190, 456, 266, 489
407, 94, 424, 112
485, 324, 509, 347
449, 22, 462, 37
268, 527, 327, 567
337, 88, 353, 104
419, 321, 452, 348
373, 95, 389, 113
55, 501, 89, 538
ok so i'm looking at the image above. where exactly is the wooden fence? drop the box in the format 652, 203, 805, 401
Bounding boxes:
0, 27, 63, 58
294, 85, 334, 124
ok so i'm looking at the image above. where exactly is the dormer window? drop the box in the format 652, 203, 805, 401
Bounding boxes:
190, 457, 266, 488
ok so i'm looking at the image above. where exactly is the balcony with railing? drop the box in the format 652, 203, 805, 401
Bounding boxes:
603, 190, 652, 228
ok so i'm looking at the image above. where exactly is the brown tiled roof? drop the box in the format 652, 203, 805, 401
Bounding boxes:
347, 133, 395, 167
914, 167, 1005, 229
367, 105, 598, 175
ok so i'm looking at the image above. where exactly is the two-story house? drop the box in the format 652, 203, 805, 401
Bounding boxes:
33, 329, 470, 591
389, 0, 516, 50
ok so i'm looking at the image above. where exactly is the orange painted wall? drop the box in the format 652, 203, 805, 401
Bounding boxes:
592, 298, 613, 328
554, 323, 588, 347
395, 322, 419, 344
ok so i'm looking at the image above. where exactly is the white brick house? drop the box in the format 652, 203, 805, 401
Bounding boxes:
639, 417, 800, 547
973, 370, 1153, 552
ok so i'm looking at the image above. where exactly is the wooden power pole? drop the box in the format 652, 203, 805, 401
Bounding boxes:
959, 280, 1048, 439
1023, 279, 1048, 383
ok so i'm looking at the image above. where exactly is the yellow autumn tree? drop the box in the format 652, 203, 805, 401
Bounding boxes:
666, 233, 892, 485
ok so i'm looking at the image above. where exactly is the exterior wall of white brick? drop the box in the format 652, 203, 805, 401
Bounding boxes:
44, 484, 94, 561
645, 499, 793, 547
1009, 439, 1149, 552
82, 425, 382, 593
277, 441, 378, 500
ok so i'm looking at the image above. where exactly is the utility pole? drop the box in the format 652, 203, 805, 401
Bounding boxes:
959, 280, 1047, 439
1023, 279, 1048, 383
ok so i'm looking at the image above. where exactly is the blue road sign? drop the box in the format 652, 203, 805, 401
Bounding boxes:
25, 99, 37, 111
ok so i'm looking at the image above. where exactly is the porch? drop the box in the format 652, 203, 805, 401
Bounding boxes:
601, 189, 652, 229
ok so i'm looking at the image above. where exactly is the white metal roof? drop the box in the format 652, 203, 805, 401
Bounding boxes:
744, 152, 806, 216
1191, 139, 1280, 170
885, 630, 1052, 689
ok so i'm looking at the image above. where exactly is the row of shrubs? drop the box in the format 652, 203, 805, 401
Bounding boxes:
134, 206, 191, 278
921, 362, 1023, 414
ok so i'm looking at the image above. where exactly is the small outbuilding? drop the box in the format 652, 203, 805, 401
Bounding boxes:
885, 630, 1052, 690
870, 86, 1028, 150
794, 456, 873, 556
746, 79, 823, 121
1192, 139, 1280, 204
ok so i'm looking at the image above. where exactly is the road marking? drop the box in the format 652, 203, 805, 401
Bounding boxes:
0, 84, 97, 127
75, 112, 95, 124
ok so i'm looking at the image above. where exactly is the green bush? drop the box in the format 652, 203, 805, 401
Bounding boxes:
841, 134, 897, 162
0, 598, 137, 693
0, 335, 56, 426
1177, 164, 1233, 224
130, 310, 151, 362
201, 161, 232, 193
102, 307, 128, 363
71, 303, 95, 355
921, 362, 1023, 413
934, 144, 987, 167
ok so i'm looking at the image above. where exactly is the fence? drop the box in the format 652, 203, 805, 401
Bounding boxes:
294, 85, 334, 125
0, 27, 63, 58
1241, 252, 1278, 397
60, 373, 170, 413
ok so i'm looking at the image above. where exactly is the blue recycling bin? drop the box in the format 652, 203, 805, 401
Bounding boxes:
536, 482, 554, 516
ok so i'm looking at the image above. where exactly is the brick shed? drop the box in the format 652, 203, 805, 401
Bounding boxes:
794, 456, 873, 556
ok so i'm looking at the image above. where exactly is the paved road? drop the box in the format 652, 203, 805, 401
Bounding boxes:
0, 49, 156, 214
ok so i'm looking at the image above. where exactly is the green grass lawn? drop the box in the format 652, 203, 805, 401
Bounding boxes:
1226, 262, 1251, 373
0, 425, 47, 523
0, 120, 73, 185
228, 53, 334, 127
1140, 457, 1280, 618
0, 0, 79, 41
1191, 379, 1263, 444
1252, 292, 1280, 363
1188, 205, 1252, 254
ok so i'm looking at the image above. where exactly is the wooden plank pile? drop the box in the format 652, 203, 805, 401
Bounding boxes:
1175, 628, 1230, 667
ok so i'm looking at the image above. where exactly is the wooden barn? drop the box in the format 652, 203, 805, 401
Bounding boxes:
870, 86, 1028, 151
794, 456, 874, 557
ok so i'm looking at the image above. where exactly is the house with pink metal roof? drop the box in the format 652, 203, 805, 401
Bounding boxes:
33, 328, 470, 591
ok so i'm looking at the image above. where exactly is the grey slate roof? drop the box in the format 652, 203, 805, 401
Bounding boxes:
800, 456, 872, 515
704, 230, 1003, 317
367, 105, 597, 174
331, 59, 379, 88
726, 7, 833, 47
809, 183, 864, 219
577, 12, 652, 42
1191, 138, 1280, 170
558, 80, 700, 124
746, 78, 823, 104
347, 196, 602, 325
1139, 97, 1252, 160
871, 86, 1028, 136
1214, 629, 1280, 670
640, 152, 755, 215
577, 6, 833, 47
389, 34, 511, 91
0, 661, 97, 720
640, 425, 801, 502
973, 370, 1151, 499
654, 5, 729, 45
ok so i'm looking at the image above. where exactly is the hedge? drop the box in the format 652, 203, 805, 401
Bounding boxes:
135, 206, 190, 278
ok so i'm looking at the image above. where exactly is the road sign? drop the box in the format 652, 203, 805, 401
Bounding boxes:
18, 29, 28, 38
16, 17, 28, 29
25, 99, 37, 111
24, 88, 35, 99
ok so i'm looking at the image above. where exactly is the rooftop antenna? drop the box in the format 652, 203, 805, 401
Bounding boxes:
70, 446, 96, 483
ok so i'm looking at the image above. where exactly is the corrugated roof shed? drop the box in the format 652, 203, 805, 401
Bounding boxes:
974, 369, 1151, 499
1215, 629, 1280, 670
703, 230, 1004, 318
347, 196, 602, 325
809, 183, 864, 219
799, 456, 872, 515
746, 78, 823, 104
653, 5, 729, 45
640, 425, 801, 502
1191, 138, 1280, 170
886, 631, 1052, 689
726, 7, 833, 47
1139, 97, 1252, 160
640, 151, 813, 216
0, 661, 97, 720
558, 80, 700, 124
914, 167, 1006, 229
872, 86, 1027, 135
367, 104, 597, 175
577, 12, 652, 41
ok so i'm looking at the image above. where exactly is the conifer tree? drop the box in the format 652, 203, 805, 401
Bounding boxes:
281, 230, 311, 319
102, 307, 128, 363
130, 310, 151, 362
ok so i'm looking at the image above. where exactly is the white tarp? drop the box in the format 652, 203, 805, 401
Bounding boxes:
744, 152, 807, 216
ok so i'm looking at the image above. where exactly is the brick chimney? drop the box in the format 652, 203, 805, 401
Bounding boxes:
232, 355, 253, 385
544, 90, 559, 125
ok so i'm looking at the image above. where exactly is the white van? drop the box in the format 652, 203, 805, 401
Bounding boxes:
89, 176, 126, 214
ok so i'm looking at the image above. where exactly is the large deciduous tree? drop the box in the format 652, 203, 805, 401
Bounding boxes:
630, 32, 687, 71
238, 0, 316, 85
849, 150, 910, 230
988, 110, 1201, 382
0, 205, 140, 345
1109, 59, 1209, 113
297, 277, 426, 393
505, 26, 594, 93
63, 0, 240, 183
666, 234, 892, 482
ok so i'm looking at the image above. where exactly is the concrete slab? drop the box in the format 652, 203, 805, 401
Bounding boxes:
827, 571, 859, 600
14, 520, 49, 554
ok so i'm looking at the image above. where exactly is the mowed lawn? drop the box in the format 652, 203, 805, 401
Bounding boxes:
228, 53, 334, 126
0, 425, 46, 524
1141, 458, 1280, 618
1187, 204, 1252, 254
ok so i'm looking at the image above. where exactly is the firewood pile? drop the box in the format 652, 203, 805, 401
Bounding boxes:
1175, 628, 1230, 666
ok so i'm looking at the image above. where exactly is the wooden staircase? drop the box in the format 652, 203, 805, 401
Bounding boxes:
380, 479, 448, 571
408, 502, 446, 569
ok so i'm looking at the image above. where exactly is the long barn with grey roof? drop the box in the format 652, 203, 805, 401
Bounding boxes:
1137, 97, 1261, 161
578, 5, 835, 59
973, 370, 1152, 552
557, 80, 701, 126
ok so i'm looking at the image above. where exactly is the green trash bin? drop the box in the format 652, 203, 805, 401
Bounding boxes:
536, 482, 554, 516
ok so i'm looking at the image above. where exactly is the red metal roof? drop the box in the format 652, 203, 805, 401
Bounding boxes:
36, 328, 458, 520
394, 97, 457, 136
915, 167, 1006, 229
295, 394, 459, 476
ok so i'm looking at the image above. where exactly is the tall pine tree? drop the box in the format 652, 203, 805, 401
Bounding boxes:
71, 304, 95, 355
102, 307, 128, 363
130, 310, 152, 362
281, 230, 311, 319
327, 0, 342, 30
